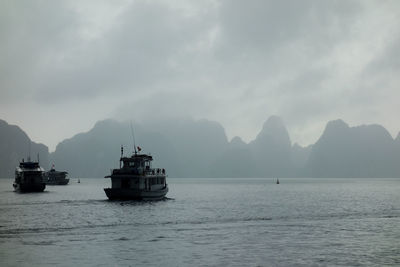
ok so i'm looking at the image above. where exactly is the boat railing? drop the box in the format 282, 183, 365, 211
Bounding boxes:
111, 167, 166, 176
146, 168, 166, 176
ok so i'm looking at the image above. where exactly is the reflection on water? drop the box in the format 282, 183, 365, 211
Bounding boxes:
0, 178, 399, 266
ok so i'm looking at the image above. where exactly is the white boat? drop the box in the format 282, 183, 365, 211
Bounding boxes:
104, 146, 168, 200
13, 158, 46, 192
44, 166, 69, 185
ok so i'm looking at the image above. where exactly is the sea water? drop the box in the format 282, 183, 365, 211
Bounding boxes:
0, 178, 399, 266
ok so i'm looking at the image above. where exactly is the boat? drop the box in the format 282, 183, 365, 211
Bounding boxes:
276, 178, 280, 184
44, 166, 69, 185
104, 146, 168, 200
13, 158, 46, 192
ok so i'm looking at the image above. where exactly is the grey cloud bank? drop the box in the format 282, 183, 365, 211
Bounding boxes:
0, 0, 399, 151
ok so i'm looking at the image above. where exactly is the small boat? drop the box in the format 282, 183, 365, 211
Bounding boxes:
13, 158, 46, 192
77, 178, 80, 183
276, 178, 280, 184
104, 146, 168, 200
44, 166, 69, 185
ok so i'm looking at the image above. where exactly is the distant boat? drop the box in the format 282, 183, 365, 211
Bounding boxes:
77, 178, 80, 183
104, 146, 168, 200
44, 166, 69, 185
276, 178, 280, 184
13, 158, 46, 192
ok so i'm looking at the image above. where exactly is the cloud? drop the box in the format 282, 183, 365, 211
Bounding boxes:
0, 0, 79, 104
32, 0, 217, 104
1, 0, 400, 149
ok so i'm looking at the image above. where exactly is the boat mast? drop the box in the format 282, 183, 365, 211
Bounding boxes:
130, 121, 137, 155
120, 145, 123, 168
27, 140, 31, 161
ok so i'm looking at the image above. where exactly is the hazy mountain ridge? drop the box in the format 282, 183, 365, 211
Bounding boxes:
306, 120, 400, 178
0, 119, 49, 178
1, 117, 399, 178
249, 116, 294, 177
46, 117, 400, 178
139, 118, 229, 177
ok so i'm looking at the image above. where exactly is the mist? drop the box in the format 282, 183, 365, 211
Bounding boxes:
1, 0, 400, 152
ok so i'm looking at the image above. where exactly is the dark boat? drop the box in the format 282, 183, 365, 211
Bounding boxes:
44, 166, 69, 185
104, 146, 168, 200
13, 158, 46, 192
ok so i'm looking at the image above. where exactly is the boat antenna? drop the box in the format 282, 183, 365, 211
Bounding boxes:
130, 121, 137, 155
27, 140, 31, 161
120, 145, 123, 168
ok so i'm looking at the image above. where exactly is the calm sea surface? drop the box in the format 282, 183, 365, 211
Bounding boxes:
0, 178, 399, 266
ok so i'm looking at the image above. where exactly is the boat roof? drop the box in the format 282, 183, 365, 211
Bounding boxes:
121, 153, 153, 162
19, 161, 40, 169
47, 169, 68, 174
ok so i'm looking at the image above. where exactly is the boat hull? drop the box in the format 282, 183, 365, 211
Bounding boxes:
104, 187, 168, 200
45, 178, 70, 185
44, 170, 69, 185
13, 182, 46, 193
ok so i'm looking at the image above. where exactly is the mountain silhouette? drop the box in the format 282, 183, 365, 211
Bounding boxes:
50, 118, 228, 178
139, 118, 229, 177
292, 143, 312, 174
0, 119, 49, 178
210, 136, 257, 177
1, 117, 400, 178
249, 116, 294, 177
306, 119, 399, 177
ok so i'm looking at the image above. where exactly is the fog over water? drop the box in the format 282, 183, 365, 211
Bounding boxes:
1, 2, 400, 264
1, 0, 400, 151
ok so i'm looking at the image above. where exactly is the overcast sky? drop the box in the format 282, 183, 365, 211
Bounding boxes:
1, 0, 400, 151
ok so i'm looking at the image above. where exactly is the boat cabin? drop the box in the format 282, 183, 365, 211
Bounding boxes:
14, 159, 46, 192
107, 153, 166, 191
